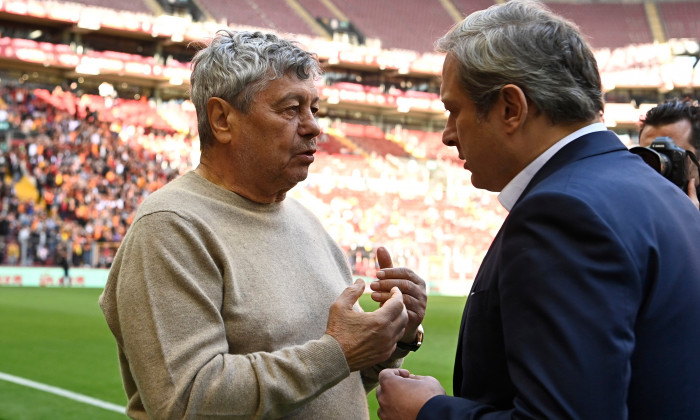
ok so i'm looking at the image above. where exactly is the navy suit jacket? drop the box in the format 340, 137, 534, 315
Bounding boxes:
419, 130, 700, 419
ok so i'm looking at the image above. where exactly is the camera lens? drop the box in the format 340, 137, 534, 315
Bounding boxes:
630, 147, 671, 176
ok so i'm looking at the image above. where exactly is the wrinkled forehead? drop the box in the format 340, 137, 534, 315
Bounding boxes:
257, 74, 319, 103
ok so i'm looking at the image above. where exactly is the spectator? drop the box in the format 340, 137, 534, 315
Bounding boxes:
56, 242, 70, 286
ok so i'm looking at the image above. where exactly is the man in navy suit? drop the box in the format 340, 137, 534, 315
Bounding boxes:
376, 1, 700, 419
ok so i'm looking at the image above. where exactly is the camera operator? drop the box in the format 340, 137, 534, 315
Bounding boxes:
638, 98, 700, 209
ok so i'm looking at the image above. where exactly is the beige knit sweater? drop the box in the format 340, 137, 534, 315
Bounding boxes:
99, 171, 404, 419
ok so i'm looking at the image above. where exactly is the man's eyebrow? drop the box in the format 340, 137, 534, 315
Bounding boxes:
274, 93, 319, 106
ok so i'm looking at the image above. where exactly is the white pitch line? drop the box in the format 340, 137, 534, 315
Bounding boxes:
0, 371, 126, 414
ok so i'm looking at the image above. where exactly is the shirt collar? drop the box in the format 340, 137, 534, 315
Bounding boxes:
498, 122, 608, 211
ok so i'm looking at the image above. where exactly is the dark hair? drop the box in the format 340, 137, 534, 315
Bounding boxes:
640, 98, 700, 152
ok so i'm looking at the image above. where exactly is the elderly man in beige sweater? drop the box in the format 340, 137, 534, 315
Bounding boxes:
99, 30, 427, 419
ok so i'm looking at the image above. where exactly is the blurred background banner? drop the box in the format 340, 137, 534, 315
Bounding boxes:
0, 265, 107, 287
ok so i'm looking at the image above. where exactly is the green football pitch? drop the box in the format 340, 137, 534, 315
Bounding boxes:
0, 287, 465, 419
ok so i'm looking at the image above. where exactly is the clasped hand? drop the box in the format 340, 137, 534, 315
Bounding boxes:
376, 368, 446, 420
325, 247, 427, 371
370, 247, 427, 344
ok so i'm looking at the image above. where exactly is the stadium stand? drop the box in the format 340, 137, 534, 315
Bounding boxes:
326, 0, 457, 53
339, 122, 412, 158
316, 131, 349, 155
62, 0, 154, 14
451, 0, 498, 17
297, 0, 338, 21
545, 2, 653, 49
396, 129, 460, 163
1, 0, 699, 292
197, 0, 317, 36
0, 84, 191, 267
658, 1, 700, 41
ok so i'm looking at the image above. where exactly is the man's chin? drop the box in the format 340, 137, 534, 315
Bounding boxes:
286, 169, 310, 186
471, 174, 501, 193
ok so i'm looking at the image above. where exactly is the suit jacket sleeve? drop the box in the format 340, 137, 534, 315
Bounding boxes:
418, 190, 641, 419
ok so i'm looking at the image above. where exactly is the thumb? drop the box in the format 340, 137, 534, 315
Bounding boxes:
379, 286, 406, 316
336, 278, 365, 308
376, 246, 393, 269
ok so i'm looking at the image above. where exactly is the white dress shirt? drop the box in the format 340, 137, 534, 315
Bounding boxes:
498, 122, 609, 211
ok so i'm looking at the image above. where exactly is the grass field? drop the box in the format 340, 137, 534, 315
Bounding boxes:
0, 287, 466, 419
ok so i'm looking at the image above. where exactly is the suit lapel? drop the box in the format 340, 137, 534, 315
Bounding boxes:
455, 130, 627, 398
517, 130, 627, 204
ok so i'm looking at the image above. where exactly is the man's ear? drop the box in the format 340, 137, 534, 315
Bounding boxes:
498, 84, 528, 134
206, 97, 235, 144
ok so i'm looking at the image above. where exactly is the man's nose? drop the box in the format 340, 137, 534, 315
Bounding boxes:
442, 120, 457, 146
300, 112, 321, 138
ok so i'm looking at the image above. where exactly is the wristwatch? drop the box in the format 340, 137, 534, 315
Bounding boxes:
397, 324, 424, 351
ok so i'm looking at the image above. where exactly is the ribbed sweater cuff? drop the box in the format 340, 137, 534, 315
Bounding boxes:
303, 334, 352, 389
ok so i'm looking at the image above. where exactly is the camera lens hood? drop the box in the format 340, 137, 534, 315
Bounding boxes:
630, 146, 670, 175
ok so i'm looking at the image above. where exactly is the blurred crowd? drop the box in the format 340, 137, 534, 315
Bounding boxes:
0, 82, 506, 289
297, 152, 506, 289
0, 83, 191, 269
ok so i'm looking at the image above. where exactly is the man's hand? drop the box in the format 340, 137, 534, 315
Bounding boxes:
687, 178, 699, 210
326, 279, 408, 371
370, 247, 427, 344
376, 368, 446, 420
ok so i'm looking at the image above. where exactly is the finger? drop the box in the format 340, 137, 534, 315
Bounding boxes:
687, 178, 699, 208
377, 287, 406, 318
386, 286, 404, 307
376, 247, 393, 270
377, 267, 412, 279
379, 367, 409, 382
370, 289, 419, 306
370, 290, 392, 304
370, 289, 388, 307
371, 278, 426, 306
372, 286, 425, 309
378, 368, 393, 382
336, 278, 365, 308
370, 277, 422, 292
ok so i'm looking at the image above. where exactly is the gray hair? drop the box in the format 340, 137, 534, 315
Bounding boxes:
436, 0, 603, 124
190, 30, 322, 148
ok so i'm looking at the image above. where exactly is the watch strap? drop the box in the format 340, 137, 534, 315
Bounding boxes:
396, 324, 423, 351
